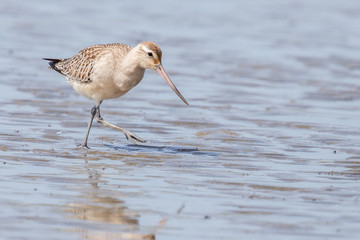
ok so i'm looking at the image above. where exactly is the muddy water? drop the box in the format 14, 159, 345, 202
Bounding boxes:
1, 0, 360, 239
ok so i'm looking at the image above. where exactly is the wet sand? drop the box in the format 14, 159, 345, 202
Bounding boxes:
1, 0, 360, 239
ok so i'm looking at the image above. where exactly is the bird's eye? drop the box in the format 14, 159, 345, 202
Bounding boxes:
147, 52, 153, 57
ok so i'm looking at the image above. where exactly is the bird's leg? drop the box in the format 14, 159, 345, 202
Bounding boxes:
95, 100, 103, 120
95, 105, 145, 144
80, 105, 97, 149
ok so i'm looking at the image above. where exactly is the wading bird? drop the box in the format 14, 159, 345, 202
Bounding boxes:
44, 41, 188, 148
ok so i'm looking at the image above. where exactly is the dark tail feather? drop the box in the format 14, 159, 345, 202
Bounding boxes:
42, 58, 62, 62
42, 58, 64, 74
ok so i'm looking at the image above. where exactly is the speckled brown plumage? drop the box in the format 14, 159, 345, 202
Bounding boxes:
46, 43, 132, 84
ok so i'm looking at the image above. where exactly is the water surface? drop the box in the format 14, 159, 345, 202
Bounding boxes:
1, 0, 360, 239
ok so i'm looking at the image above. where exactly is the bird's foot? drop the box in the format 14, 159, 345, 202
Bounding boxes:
96, 118, 146, 144
123, 129, 146, 145
78, 143, 90, 149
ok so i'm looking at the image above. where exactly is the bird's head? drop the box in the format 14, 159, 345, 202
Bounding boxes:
136, 41, 189, 105
138, 41, 162, 70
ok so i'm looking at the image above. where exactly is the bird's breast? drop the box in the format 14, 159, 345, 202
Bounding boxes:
112, 65, 145, 93
69, 51, 146, 102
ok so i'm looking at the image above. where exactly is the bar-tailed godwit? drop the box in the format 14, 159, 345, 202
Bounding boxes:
43, 41, 188, 148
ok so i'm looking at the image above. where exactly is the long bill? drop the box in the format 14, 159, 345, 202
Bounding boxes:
156, 65, 189, 105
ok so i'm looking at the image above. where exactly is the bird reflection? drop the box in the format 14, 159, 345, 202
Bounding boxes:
63, 158, 155, 240
65, 197, 138, 226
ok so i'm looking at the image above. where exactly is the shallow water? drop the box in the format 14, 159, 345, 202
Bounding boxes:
1, 0, 360, 239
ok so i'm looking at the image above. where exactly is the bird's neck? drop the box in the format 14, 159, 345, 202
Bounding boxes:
114, 49, 145, 91
120, 49, 143, 74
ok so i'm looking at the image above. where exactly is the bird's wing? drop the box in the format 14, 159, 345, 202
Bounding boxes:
52, 47, 101, 83
45, 43, 131, 84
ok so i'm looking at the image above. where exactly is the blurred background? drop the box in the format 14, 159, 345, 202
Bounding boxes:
1, 0, 360, 239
